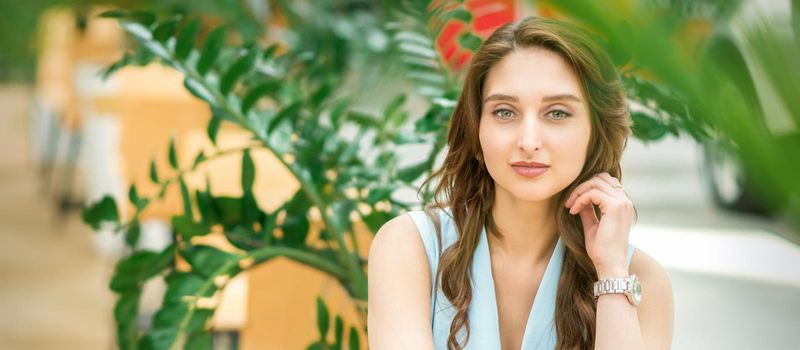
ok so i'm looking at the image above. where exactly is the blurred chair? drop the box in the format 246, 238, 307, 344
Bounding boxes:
34, 7, 124, 213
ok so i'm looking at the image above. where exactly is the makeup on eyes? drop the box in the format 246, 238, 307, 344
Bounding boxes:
488, 105, 574, 120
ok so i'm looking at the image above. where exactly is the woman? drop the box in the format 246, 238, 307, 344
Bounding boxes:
368, 17, 674, 350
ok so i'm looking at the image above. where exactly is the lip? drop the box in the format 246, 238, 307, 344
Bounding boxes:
510, 161, 549, 178
511, 161, 549, 168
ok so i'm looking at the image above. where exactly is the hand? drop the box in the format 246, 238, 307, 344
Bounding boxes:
564, 172, 634, 277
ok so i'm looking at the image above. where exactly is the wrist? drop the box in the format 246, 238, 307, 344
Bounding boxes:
594, 263, 629, 280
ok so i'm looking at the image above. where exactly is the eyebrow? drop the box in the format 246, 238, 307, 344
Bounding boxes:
483, 93, 583, 103
542, 93, 582, 103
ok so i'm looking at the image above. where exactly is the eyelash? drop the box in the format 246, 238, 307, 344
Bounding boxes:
491, 108, 573, 120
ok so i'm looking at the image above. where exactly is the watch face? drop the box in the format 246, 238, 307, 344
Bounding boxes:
630, 275, 642, 305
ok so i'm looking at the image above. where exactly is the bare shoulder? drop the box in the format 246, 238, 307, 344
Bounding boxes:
629, 248, 675, 350
368, 213, 431, 289
367, 213, 434, 350
369, 213, 430, 276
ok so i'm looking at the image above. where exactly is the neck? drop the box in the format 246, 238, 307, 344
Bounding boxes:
487, 188, 559, 266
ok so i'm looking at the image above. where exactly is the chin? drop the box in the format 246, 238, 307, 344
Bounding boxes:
514, 189, 558, 203
501, 179, 561, 203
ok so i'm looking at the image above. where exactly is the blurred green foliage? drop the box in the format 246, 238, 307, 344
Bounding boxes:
82, 0, 466, 348
547, 0, 800, 227
80, 0, 800, 348
0, 0, 267, 81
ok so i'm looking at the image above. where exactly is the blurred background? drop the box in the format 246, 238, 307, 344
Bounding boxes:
1, 0, 799, 349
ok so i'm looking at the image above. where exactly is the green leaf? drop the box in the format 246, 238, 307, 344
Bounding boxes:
346, 111, 380, 129
187, 309, 214, 333
175, 19, 200, 61
393, 130, 426, 144
328, 96, 352, 127
101, 52, 135, 80
149, 158, 159, 183
207, 114, 222, 145
334, 316, 344, 350
139, 326, 179, 350
196, 188, 218, 225
348, 326, 360, 350
363, 209, 393, 234
184, 77, 216, 103
114, 291, 141, 350
109, 246, 175, 293
383, 94, 406, 123
241, 149, 255, 195
311, 81, 334, 109
268, 101, 303, 134
397, 160, 430, 183
153, 18, 180, 43
458, 32, 482, 52
124, 221, 141, 248
241, 81, 281, 114
282, 211, 310, 247
220, 50, 257, 96
224, 225, 259, 251
99, 9, 130, 19
213, 196, 243, 229
168, 136, 179, 169
162, 272, 208, 304
262, 43, 280, 59
281, 190, 311, 246
316, 296, 330, 340
366, 186, 393, 205
100, 10, 155, 25
82, 196, 120, 230
258, 212, 276, 245
631, 112, 669, 141
130, 11, 156, 26
196, 27, 226, 75
192, 152, 207, 170
181, 245, 238, 277
171, 216, 210, 240
185, 330, 213, 350
179, 178, 193, 219
444, 7, 472, 23
128, 184, 140, 208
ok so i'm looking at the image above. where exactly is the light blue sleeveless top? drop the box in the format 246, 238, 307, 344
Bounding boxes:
407, 208, 636, 350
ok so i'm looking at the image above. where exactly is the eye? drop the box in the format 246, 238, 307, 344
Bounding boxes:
547, 109, 572, 120
492, 108, 515, 120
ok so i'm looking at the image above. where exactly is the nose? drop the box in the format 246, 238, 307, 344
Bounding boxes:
517, 114, 543, 154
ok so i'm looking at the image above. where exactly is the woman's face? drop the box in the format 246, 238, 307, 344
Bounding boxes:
479, 47, 592, 204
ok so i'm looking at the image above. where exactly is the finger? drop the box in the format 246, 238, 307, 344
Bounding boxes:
577, 202, 599, 226
565, 176, 617, 208
569, 188, 614, 215
597, 172, 624, 190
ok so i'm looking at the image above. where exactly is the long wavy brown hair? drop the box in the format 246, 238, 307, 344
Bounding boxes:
419, 17, 632, 350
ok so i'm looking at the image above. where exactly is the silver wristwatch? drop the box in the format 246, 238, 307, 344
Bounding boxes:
593, 274, 642, 306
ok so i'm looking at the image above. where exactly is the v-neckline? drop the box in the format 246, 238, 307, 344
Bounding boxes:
478, 226, 564, 350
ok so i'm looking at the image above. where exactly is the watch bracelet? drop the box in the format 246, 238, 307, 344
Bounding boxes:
593, 276, 630, 299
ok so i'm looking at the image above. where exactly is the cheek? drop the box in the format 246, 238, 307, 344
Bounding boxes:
551, 123, 591, 176
479, 123, 508, 162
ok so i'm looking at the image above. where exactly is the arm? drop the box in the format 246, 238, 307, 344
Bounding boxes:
563, 172, 674, 350
594, 249, 675, 350
367, 214, 436, 350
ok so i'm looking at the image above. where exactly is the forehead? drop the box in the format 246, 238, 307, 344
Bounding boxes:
482, 47, 584, 101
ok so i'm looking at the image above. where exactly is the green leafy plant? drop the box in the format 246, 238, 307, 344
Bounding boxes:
546, 0, 800, 229
81, 0, 478, 348
83, 0, 735, 348
306, 297, 362, 350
